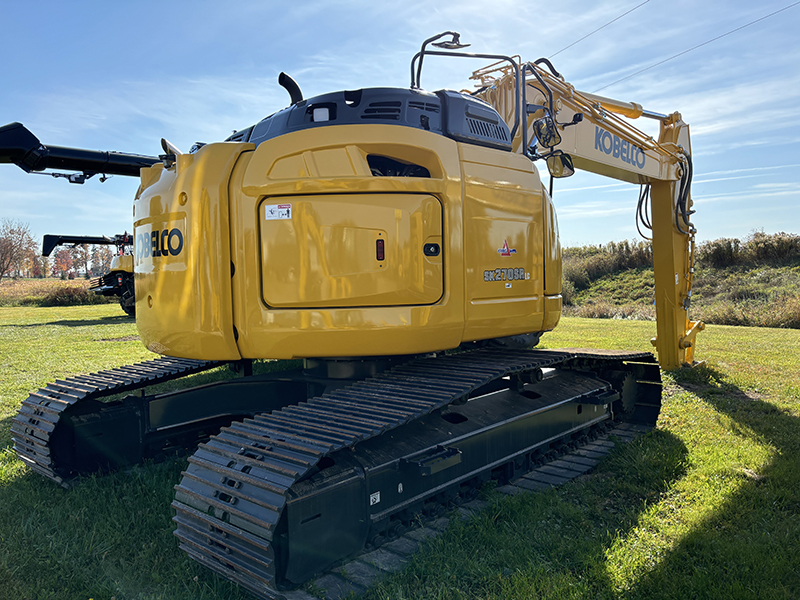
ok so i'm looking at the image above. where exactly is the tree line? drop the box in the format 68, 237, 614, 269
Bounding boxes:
0, 219, 115, 279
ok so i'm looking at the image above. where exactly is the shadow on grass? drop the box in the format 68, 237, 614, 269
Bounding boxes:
369, 377, 795, 600
0, 314, 134, 328
368, 428, 690, 600
620, 366, 800, 598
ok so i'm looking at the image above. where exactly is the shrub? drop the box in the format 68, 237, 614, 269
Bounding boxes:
41, 286, 105, 307
727, 284, 769, 302
0, 279, 116, 307
766, 295, 800, 328
697, 231, 800, 268
606, 239, 653, 270
746, 230, 800, 264
697, 237, 741, 268
693, 295, 800, 329
563, 240, 652, 290
561, 279, 577, 306
564, 300, 655, 321
561, 234, 800, 329
562, 261, 590, 291
694, 300, 751, 327
582, 251, 617, 281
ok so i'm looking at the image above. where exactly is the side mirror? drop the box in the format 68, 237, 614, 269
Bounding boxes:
546, 153, 575, 178
532, 116, 562, 148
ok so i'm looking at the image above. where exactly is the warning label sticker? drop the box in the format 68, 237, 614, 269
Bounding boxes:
265, 204, 292, 220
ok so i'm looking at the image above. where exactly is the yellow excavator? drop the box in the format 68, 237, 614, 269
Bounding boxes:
0, 32, 702, 599
41, 232, 136, 315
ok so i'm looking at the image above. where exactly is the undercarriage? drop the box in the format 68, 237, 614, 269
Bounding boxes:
12, 347, 660, 597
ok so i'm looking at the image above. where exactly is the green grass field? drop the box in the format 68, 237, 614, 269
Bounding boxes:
0, 306, 798, 599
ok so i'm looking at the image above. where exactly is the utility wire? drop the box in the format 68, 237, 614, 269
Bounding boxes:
549, 0, 651, 59
593, 1, 800, 93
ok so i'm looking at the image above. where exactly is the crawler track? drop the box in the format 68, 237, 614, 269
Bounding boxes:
172, 348, 659, 599
12, 357, 222, 486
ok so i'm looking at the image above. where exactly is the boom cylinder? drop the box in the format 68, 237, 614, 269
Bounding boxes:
570, 92, 667, 121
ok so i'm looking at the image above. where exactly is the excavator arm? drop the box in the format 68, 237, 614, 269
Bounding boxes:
472, 59, 703, 369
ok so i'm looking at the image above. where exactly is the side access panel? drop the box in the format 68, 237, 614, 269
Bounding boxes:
258, 193, 443, 308
460, 143, 548, 341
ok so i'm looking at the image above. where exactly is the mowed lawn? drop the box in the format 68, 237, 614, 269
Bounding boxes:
0, 306, 798, 599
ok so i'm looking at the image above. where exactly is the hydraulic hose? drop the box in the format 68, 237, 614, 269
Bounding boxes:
636, 183, 652, 240
674, 153, 694, 235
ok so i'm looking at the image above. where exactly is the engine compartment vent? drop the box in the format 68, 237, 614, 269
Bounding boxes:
409, 101, 441, 113
436, 90, 512, 151
367, 155, 430, 178
466, 117, 509, 142
361, 101, 402, 120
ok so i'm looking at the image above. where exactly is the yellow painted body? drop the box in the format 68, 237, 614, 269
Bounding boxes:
109, 254, 133, 274
132, 125, 561, 360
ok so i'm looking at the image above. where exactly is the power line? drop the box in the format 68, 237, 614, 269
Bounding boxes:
593, 1, 800, 93
549, 0, 652, 59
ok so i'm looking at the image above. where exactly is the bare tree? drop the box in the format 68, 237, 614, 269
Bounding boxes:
0, 219, 36, 278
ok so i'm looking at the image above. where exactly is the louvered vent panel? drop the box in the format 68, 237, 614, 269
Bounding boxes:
466, 117, 509, 142
361, 101, 402, 120
408, 101, 441, 113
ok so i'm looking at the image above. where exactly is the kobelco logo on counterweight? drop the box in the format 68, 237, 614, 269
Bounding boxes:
136, 227, 184, 259
595, 126, 646, 169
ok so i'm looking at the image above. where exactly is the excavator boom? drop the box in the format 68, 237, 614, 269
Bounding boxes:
471, 60, 704, 368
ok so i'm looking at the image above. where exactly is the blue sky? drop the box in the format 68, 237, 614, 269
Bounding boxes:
1, 0, 798, 247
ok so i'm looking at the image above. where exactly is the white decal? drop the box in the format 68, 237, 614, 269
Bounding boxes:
265, 204, 292, 220
369, 491, 381, 506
